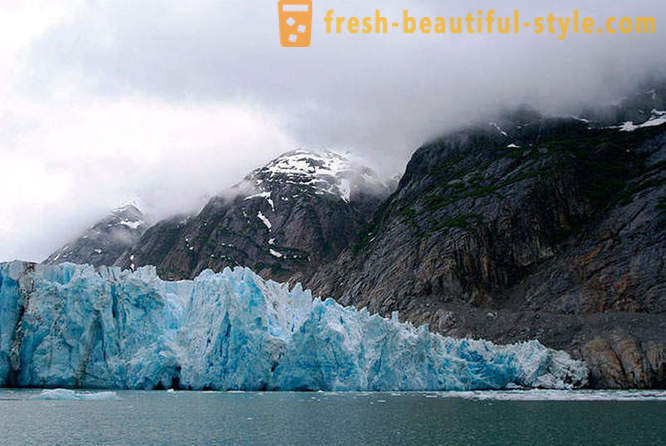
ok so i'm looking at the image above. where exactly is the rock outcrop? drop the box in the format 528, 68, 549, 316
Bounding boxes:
44, 203, 147, 267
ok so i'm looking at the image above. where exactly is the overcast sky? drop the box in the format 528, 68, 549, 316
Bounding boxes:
1, 0, 664, 261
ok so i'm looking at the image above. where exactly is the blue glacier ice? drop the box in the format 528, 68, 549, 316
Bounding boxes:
0, 261, 588, 391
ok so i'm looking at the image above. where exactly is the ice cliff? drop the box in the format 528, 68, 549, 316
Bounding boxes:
0, 262, 588, 391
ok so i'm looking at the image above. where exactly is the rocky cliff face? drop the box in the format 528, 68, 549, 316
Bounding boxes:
304, 107, 666, 389
114, 151, 394, 281
44, 203, 147, 267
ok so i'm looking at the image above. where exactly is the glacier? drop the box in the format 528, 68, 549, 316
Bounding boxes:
0, 261, 588, 391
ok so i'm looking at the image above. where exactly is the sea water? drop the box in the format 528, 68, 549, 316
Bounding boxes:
0, 389, 664, 445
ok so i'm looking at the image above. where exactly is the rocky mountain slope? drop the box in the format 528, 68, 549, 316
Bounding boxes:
44, 203, 147, 267
113, 150, 394, 281
304, 104, 666, 389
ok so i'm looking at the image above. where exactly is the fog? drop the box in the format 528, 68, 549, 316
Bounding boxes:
1, 0, 664, 261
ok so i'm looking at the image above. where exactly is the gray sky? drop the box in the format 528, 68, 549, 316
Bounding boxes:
1, 0, 665, 261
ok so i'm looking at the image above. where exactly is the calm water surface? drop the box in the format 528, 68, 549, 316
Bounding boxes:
0, 389, 664, 445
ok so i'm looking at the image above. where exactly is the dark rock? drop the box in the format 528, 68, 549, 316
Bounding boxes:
44, 203, 147, 267
304, 110, 666, 389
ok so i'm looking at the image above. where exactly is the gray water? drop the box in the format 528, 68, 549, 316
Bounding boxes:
0, 389, 664, 445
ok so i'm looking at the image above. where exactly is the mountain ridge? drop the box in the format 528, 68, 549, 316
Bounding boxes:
112, 150, 395, 281
44, 202, 148, 267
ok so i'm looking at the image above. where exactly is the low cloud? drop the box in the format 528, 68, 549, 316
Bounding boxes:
1, 0, 665, 261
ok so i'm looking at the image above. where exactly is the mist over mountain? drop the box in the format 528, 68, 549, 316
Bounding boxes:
2, 1, 665, 262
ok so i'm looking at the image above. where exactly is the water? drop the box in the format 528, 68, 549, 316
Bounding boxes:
0, 389, 664, 445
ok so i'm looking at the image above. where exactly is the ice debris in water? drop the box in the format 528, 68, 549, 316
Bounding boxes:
0, 262, 588, 391
434, 389, 666, 401
31, 389, 119, 401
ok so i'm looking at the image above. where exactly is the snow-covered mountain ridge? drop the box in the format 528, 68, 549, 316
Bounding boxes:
238, 149, 390, 203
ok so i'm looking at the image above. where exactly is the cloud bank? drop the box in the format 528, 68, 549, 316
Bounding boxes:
1, 0, 665, 261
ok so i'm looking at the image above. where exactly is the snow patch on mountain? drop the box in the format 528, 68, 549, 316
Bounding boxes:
490, 122, 509, 137
244, 191, 271, 201
119, 220, 143, 230
269, 249, 283, 258
619, 110, 666, 132
257, 211, 272, 230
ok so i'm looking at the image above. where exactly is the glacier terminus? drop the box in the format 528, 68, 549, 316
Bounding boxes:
0, 262, 588, 391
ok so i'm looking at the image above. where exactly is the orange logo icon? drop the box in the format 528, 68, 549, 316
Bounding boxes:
278, 0, 312, 47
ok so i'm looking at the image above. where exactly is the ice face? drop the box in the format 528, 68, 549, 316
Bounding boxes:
0, 262, 588, 391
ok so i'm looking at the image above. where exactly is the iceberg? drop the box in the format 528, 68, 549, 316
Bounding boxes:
0, 261, 588, 391
30, 389, 119, 401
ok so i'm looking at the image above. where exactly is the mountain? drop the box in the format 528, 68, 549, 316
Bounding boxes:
44, 203, 148, 267
39, 86, 666, 389
114, 150, 395, 281
304, 104, 666, 389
